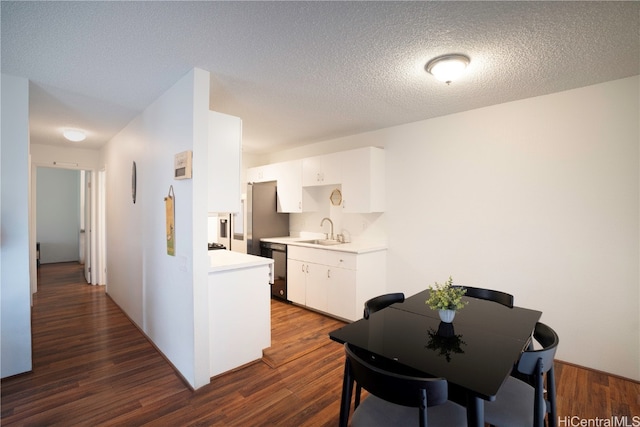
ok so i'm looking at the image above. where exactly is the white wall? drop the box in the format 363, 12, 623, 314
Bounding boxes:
31, 143, 101, 171
1, 74, 33, 378
102, 68, 210, 389
288, 185, 386, 244
36, 167, 80, 263
267, 76, 640, 381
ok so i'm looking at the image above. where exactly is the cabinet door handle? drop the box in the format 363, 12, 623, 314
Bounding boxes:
327, 269, 331, 278
302, 264, 305, 273
306, 265, 309, 274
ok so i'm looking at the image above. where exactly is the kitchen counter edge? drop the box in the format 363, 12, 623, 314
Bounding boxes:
260, 237, 387, 254
209, 250, 273, 273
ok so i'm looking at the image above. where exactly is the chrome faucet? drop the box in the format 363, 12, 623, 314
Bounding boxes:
320, 217, 334, 240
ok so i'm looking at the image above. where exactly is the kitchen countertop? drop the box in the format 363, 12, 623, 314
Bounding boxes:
209, 249, 273, 273
261, 236, 387, 254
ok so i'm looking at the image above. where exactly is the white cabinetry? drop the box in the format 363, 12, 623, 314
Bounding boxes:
341, 147, 385, 213
327, 267, 357, 321
247, 160, 318, 213
306, 261, 330, 313
246, 146, 385, 213
287, 245, 385, 321
302, 152, 342, 186
274, 160, 317, 213
247, 163, 277, 183
287, 258, 307, 305
208, 260, 271, 377
208, 111, 242, 213
287, 247, 332, 310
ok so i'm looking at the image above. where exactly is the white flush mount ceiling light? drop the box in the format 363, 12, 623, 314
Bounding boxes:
63, 129, 86, 142
425, 54, 470, 84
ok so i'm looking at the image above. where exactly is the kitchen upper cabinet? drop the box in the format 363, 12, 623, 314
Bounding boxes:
248, 160, 318, 213
208, 111, 241, 213
274, 160, 318, 213
341, 147, 385, 213
302, 152, 342, 187
247, 163, 277, 183
246, 146, 384, 213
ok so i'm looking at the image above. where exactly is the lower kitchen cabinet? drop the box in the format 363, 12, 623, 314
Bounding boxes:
287, 258, 307, 306
287, 245, 386, 321
288, 258, 332, 311
326, 266, 356, 320
306, 262, 331, 313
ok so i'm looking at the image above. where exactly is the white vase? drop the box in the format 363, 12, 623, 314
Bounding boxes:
439, 309, 456, 323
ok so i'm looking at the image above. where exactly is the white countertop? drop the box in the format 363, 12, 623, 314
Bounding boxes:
260, 236, 387, 254
209, 249, 273, 273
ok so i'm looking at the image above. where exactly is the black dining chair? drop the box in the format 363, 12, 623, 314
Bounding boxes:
484, 322, 559, 427
340, 343, 467, 427
357, 293, 406, 405
453, 285, 514, 308
363, 292, 405, 319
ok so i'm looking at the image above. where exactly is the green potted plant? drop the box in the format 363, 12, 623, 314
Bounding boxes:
426, 276, 467, 323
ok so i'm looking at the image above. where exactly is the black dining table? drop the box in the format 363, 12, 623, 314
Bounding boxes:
329, 289, 542, 427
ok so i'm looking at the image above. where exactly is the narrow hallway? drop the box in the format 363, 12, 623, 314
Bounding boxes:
0, 262, 347, 426
1, 262, 192, 425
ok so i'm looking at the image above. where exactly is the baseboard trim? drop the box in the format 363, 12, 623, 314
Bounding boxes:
105, 292, 195, 392
556, 358, 640, 384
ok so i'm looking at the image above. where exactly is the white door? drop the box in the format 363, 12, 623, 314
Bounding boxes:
96, 169, 107, 286
83, 171, 92, 283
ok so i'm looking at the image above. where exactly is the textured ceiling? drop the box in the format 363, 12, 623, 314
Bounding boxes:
2, 1, 639, 153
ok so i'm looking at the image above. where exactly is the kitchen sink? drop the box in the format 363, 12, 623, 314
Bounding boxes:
297, 239, 343, 246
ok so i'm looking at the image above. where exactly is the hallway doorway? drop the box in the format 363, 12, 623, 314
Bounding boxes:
30, 165, 107, 295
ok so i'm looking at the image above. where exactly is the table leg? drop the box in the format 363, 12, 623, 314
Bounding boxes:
466, 394, 484, 427
339, 359, 352, 427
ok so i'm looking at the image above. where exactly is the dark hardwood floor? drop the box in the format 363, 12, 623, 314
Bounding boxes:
2, 262, 638, 426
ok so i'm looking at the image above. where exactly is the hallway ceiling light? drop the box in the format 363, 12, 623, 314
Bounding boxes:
425, 54, 470, 84
63, 129, 86, 142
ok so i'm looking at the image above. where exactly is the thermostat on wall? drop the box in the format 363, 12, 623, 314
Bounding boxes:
174, 150, 192, 180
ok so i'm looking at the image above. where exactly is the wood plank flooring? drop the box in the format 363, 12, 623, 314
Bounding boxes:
2, 262, 639, 426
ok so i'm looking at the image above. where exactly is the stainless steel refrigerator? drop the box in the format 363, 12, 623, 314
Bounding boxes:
246, 181, 289, 256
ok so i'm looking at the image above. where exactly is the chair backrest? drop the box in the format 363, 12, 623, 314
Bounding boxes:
363, 292, 405, 319
345, 343, 448, 409
516, 322, 559, 375
454, 285, 514, 308
517, 322, 559, 427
